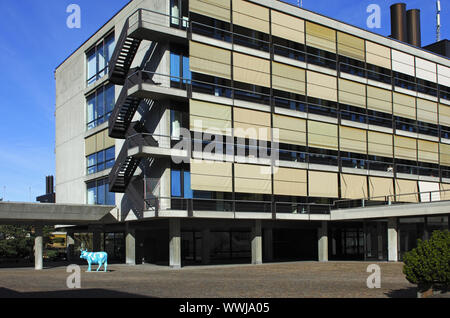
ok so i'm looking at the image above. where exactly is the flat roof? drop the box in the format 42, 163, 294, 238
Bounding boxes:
255, 0, 450, 66
55, 0, 450, 72
55, 0, 133, 71
0, 202, 115, 225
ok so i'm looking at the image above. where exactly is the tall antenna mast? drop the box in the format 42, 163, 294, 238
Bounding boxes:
437, 0, 441, 42
297, 0, 303, 8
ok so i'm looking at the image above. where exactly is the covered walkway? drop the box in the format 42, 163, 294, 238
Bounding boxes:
0, 202, 115, 270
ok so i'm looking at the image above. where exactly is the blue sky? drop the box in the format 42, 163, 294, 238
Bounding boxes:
0, 0, 448, 202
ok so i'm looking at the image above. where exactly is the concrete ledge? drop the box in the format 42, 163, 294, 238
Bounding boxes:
276, 213, 310, 221
192, 211, 235, 219
234, 212, 272, 220
331, 200, 450, 220
0, 202, 114, 224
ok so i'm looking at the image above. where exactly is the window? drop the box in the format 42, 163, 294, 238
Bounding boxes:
273, 90, 307, 112
233, 81, 271, 105
367, 63, 392, 85
395, 116, 417, 133
394, 71, 416, 91
191, 73, 232, 97
87, 147, 115, 175
273, 36, 306, 62
307, 96, 338, 118
171, 166, 192, 199
367, 155, 393, 172
190, 12, 232, 42
417, 79, 437, 97
87, 33, 115, 86
340, 152, 367, 169
170, 0, 188, 29
306, 46, 337, 70
308, 147, 339, 166
439, 85, 450, 101
233, 25, 270, 53
367, 110, 393, 129
170, 46, 191, 88
87, 84, 115, 130
417, 121, 439, 137
339, 56, 365, 78
339, 104, 366, 123
87, 178, 115, 205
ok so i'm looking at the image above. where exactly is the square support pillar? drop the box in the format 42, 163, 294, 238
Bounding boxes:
34, 225, 43, 270
90, 226, 102, 252
66, 230, 75, 262
125, 223, 136, 265
388, 218, 398, 262
169, 218, 181, 269
318, 221, 328, 262
251, 220, 262, 265
263, 228, 273, 262
202, 229, 210, 265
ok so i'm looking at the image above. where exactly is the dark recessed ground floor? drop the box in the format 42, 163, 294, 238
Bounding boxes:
63, 215, 449, 268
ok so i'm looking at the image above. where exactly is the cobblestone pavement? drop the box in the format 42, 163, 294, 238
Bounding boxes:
0, 262, 419, 298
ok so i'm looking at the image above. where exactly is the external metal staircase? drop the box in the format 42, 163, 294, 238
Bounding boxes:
108, 70, 160, 139
109, 122, 158, 193
108, 8, 189, 194
109, 19, 142, 86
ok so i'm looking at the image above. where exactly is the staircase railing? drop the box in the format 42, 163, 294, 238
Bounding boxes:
108, 18, 130, 82
109, 124, 161, 193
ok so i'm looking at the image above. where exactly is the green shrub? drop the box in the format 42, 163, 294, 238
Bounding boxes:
402, 229, 450, 291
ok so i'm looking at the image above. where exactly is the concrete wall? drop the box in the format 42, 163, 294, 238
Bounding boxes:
55, 0, 170, 209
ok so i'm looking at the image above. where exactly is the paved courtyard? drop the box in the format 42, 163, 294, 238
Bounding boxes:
0, 261, 419, 298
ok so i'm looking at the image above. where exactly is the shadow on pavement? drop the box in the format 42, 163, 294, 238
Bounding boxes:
384, 287, 417, 298
0, 287, 151, 298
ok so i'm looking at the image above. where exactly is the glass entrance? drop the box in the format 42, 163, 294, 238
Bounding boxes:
181, 231, 202, 264
329, 223, 364, 260
364, 222, 387, 261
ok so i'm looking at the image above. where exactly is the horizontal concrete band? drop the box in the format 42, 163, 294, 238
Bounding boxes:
331, 200, 450, 220
136, 201, 450, 222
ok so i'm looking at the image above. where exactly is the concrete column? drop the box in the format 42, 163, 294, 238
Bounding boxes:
169, 218, 181, 269
92, 229, 102, 252
251, 220, 262, 265
318, 221, 328, 262
201, 229, 210, 265
34, 225, 43, 270
388, 218, 398, 262
66, 231, 75, 262
125, 223, 136, 265
263, 228, 273, 262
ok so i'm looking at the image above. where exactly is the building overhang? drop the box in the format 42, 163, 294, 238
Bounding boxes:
0, 202, 115, 225
330, 200, 450, 221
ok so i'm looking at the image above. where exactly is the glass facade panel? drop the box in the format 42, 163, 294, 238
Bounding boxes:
87, 181, 96, 205
86, 178, 114, 206
86, 147, 115, 175
171, 170, 182, 197
86, 33, 115, 86
86, 84, 114, 130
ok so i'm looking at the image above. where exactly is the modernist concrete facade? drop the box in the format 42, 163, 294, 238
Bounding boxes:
55, 0, 450, 267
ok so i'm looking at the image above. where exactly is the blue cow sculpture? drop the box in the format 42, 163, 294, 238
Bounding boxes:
80, 249, 108, 272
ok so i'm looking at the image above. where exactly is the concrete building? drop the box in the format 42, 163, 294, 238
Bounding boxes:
55, 0, 450, 268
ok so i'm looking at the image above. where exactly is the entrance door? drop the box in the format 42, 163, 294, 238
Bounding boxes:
181, 231, 202, 264
364, 222, 387, 261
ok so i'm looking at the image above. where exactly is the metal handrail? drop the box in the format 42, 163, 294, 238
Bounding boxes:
129, 8, 190, 30
333, 188, 450, 209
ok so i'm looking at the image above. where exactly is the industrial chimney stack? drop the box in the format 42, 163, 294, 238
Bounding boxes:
390, 3, 422, 47
406, 9, 421, 47
390, 3, 407, 43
